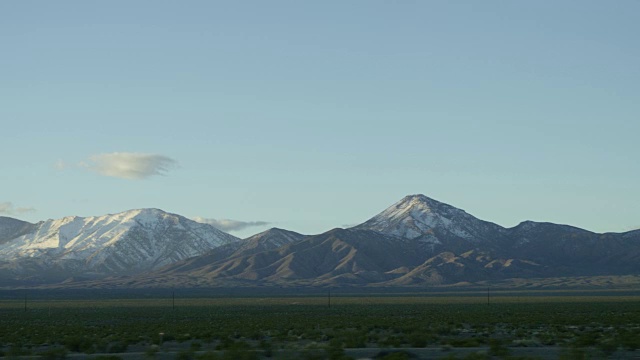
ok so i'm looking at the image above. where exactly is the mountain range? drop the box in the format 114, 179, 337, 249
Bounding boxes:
1, 194, 639, 289
0, 209, 238, 285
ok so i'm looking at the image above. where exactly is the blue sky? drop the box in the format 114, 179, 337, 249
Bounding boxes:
1, 1, 639, 238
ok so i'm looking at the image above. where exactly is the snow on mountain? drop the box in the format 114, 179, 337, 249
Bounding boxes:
0, 209, 240, 279
353, 194, 504, 243
4, 194, 640, 289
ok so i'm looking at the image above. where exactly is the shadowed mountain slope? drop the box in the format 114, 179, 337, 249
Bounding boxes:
111, 195, 640, 288
2, 195, 639, 289
0, 217, 37, 245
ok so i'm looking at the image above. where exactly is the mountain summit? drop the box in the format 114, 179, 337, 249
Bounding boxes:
354, 194, 504, 243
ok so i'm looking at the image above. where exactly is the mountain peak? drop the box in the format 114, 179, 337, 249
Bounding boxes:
113, 207, 171, 219
354, 194, 497, 241
244, 227, 304, 245
396, 194, 450, 212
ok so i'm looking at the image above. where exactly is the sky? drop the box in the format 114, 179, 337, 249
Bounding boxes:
1, 1, 639, 238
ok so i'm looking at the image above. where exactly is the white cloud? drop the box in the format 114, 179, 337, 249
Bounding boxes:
0, 202, 36, 215
82, 152, 177, 180
193, 217, 270, 232
54, 159, 67, 170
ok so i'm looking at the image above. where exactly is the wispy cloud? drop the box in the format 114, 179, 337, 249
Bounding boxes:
0, 202, 36, 215
81, 152, 178, 180
54, 159, 67, 170
193, 217, 270, 232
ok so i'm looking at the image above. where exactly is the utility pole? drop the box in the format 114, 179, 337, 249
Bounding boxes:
487, 286, 490, 306
172, 291, 175, 310
24, 291, 27, 312
328, 289, 331, 308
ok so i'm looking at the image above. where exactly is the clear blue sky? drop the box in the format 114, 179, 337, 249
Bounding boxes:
2, 1, 639, 238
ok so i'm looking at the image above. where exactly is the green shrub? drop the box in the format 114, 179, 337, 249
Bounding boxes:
145, 345, 159, 358
63, 335, 96, 353
196, 352, 221, 360
488, 339, 510, 357
463, 351, 489, 360
574, 332, 599, 347
326, 338, 354, 360
559, 347, 588, 360
8, 344, 31, 356
38, 347, 68, 360
176, 350, 195, 360
107, 341, 128, 353
259, 339, 273, 357
301, 349, 326, 360
221, 348, 258, 360
597, 339, 617, 356
620, 333, 640, 351
215, 338, 251, 351
447, 338, 481, 348
379, 335, 405, 348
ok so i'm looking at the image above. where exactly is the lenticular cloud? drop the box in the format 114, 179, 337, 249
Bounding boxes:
86, 152, 177, 180
193, 217, 270, 232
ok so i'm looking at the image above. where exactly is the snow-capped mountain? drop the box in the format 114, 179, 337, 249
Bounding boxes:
353, 194, 509, 250
0, 209, 239, 283
354, 195, 468, 238
2, 195, 640, 289
83, 195, 640, 289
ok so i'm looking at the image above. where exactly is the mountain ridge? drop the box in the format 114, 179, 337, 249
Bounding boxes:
1, 195, 638, 289
0, 208, 240, 284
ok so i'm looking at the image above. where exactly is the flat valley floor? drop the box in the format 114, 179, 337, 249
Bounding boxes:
1, 289, 640, 359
